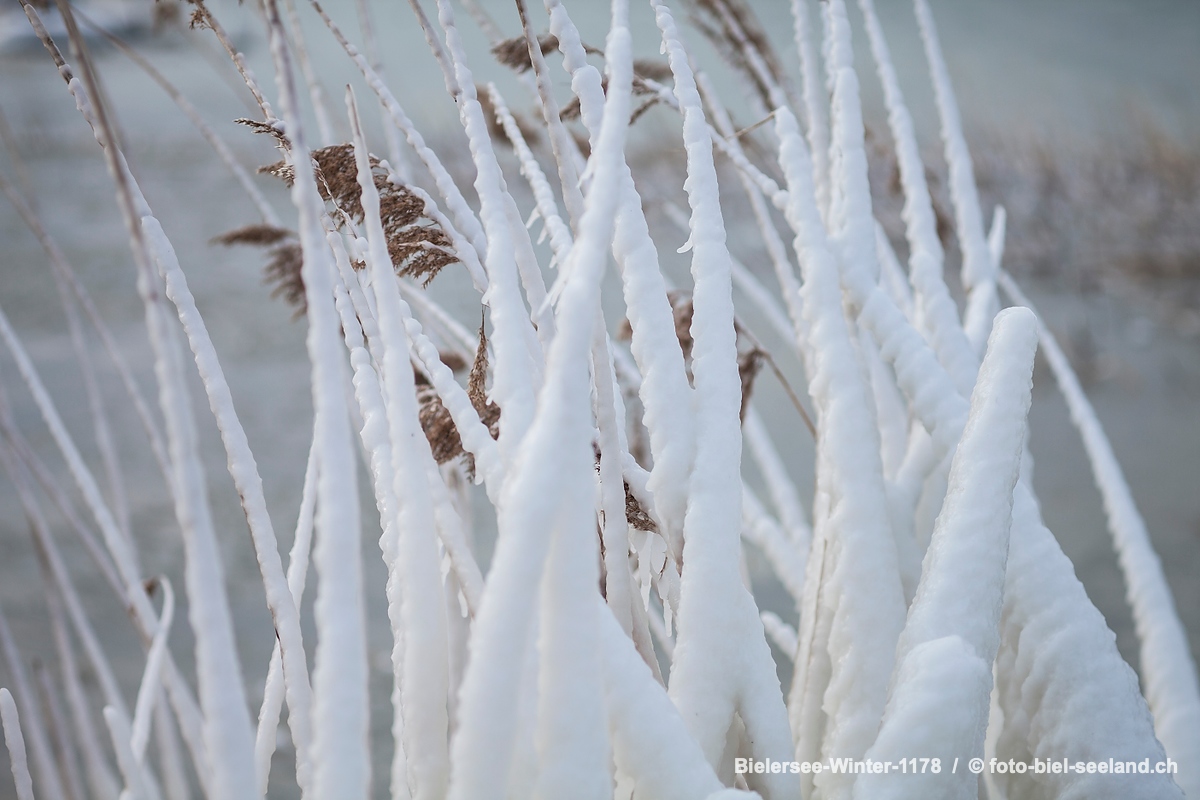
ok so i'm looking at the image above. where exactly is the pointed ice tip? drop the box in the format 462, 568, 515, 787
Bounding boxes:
983, 306, 1039, 379
990, 305, 1036, 342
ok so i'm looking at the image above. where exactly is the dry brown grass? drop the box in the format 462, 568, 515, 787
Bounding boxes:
466, 323, 502, 441
211, 224, 307, 317
490, 33, 560, 73
236, 117, 289, 146
210, 224, 293, 247
624, 483, 658, 532
263, 242, 306, 316
240, 142, 461, 310
414, 324, 501, 477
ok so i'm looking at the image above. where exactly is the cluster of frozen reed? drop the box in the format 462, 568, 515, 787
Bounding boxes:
0, 0, 1197, 797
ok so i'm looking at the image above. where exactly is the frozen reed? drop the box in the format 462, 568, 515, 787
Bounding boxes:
0, 0, 1196, 797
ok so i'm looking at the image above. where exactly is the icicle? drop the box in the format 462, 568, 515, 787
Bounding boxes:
329, 227, 491, 601
391, 277, 505, 499
533, 379, 614, 799
349, 89, 450, 800
797, 103, 1182, 795
152, 699, 189, 800
445, 4, 633, 794
437, 563, 467, 754
791, 0, 831, 220
653, 4, 798, 797
599, 609, 750, 799
504, 187, 557, 355
546, 0, 696, 565
511, 0, 586, 230
859, 329, 909, 481
261, 1, 369, 795
628, 67, 790, 212
593, 319, 637, 637
1000, 273, 1200, 797
993, 481, 1184, 799
825, 0, 879, 289
823, 190, 1176, 800
913, 0, 998, 353
775, 105, 906, 799
431, 0, 544, 466
485, 84, 573, 263
666, 202, 801, 364
988, 206, 1007, 269
858, 0, 978, 397
857, 308, 1037, 799
695, 72, 807, 350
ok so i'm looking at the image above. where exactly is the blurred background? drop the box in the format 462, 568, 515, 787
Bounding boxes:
0, 0, 1197, 796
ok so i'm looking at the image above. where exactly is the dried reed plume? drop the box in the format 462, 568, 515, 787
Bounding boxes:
418, 325, 500, 475
490, 32, 560, 72
236, 143, 461, 314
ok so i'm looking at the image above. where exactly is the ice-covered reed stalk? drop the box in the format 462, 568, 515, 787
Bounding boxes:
1, 0, 1195, 798
652, 2, 797, 793
0, 689, 35, 800
856, 307, 1037, 799
775, 102, 906, 799
259, 0, 369, 794
999, 273, 1200, 799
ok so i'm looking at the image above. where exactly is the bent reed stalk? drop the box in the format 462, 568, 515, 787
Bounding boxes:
0, 0, 1196, 798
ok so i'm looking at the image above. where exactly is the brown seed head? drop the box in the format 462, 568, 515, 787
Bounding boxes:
236, 117, 289, 147
263, 243, 306, 317
624, 483, 658, 532
257, 143, 461, 289
491, 33, 559, 73
211, 224, 293, 247
468, 322, 502, 440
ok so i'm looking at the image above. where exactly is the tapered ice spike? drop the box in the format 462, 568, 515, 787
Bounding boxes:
857, 307, 1037, 799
